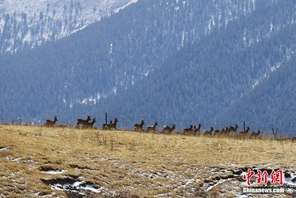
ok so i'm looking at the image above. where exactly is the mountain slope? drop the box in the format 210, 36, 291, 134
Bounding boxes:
2, 0, 296, 136
94, 1, 296, 134
0, 0, 263, 124
0, 0, 135, 53
218, 51, 296, 137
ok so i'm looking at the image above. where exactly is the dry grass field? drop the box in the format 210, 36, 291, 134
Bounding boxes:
0, 124, 296, 197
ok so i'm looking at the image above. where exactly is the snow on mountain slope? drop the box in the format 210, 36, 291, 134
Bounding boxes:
0, 0, 136, 53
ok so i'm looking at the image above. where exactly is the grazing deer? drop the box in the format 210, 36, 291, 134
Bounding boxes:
238, 127, 251, 139
83, 117, 96, 129
250, 130, 260, 139
162, 124, 176, 134
44, 116, 58, 127
146, 121, 158, 132
134, 120, 145, 132
102, 120, 112, 130
203, 127, 214, 136
221, 127, 233, 137
193, 124, 202, 135
76, 115, 91, 128
102, 118, 118, 130
214, 128, 226, 137
214, 129, 220, 136
183, 124, 194, 135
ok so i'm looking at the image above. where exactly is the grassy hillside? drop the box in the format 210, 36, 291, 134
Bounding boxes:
0, 124, 295, 197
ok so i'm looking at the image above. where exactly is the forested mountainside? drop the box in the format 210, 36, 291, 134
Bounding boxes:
95, 0, 296, 135
0, 0, 261, 120
0, 0, 134, 53
1, 0, 296, 136
218, 52, 296, 137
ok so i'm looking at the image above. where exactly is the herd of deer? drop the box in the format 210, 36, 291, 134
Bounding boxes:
44, 115, 97, 129
44, 116, 263, 139
173, 124, 261, 139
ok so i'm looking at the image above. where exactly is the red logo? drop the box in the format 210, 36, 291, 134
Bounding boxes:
256, 170, 268, 184
270, 170, 284, 185
242, 169, 284, 186
242, 169, 255, 186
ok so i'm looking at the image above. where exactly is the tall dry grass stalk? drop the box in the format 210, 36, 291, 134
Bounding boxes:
0, 124, 295, 197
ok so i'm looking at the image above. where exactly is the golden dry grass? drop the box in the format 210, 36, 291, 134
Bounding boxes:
0, 124, 295, 197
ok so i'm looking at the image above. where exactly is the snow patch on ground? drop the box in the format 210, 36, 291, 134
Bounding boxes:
41, 170, 67, 175
45, 178, 118, 197
0, 146, 8, 151
1, 148, 296, 197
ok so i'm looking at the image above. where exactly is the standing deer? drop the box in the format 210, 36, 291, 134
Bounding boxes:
102, 118, 118, 130
162, 124, 176, 134
203, 127, 214, 136
83, 117, 96, 129
134, 120, 145, 132
250, 130, 260, 139
228, 124, 239, 133
44, 116, 58, 127
193, 124, 202, 136
146, 121, 158, 132
238, 127, 251, 139
76, 115, 91, 128
183, 124, 194, 135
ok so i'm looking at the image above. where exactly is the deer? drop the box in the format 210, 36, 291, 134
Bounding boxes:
102, 120, 112, 130
250, 130, 260, 139
183, 124, 194, 135
238, 127, 251, 139
102, 118, 118, 130
214, 128, 226, 137
228, 124, 239, 133
76, 115, 91, 128
146, 121, 158, 132
290, 137, 296, 142
219, 127, 234, 137
134, 120, 145, 132
193, 124, 202, 135
44, 116, 58, 127
162, 124, 176, 134
83, 117, 96, 129
203, 127, 214, 136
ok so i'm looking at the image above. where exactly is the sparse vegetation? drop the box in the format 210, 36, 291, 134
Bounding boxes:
0, 124, 295, 197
